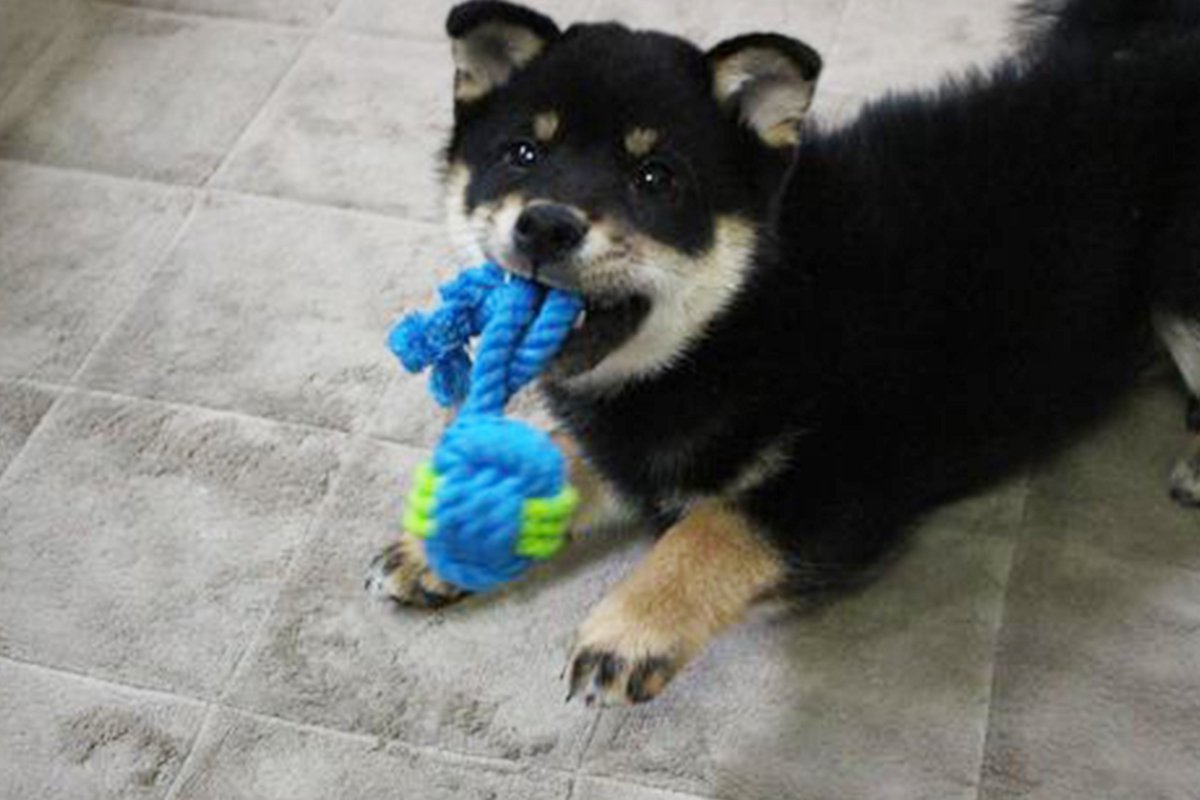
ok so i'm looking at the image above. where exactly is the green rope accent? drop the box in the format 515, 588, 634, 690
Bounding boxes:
516, 485, 579, 559
403, 463, 440, 539
403, 462, 577, 560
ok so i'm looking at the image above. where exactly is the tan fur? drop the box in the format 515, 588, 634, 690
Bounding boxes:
569, 215, 760, 388
452, 22, 547, 103
727, 436, 800, 496
575, 501, 785, 667
552, 430, 641, 533
367, 535, 460, 605
534, 111, 560, 143
624, 127, 660, 157
711, 48, 816, 147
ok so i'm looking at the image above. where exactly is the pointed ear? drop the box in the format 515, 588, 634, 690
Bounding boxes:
707, 34, 823, 148
446, 1, 560, 104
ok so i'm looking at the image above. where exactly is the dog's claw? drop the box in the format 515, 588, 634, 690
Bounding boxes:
565, 646, 675, 707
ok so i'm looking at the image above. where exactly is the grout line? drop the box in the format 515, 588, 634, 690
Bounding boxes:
0, 157, 444, 229
0, 651, 580, 781
161, 701, 219, 800
2, 373, 435, 460
10, 632, 718, 800
572, 706, 606, 773
0, 652, 209, 708
66, 193, 203, 387
89, 0, 453, 44
199, 33, 317, 189
88, 0, 325, 35
0, 157, 197, 197
199, 0, 354, 190
0, 15, 70, 112
570, 772, 720, 800
211, 430, 363, 701
215, 702, 582, 778
0, 1, 95, 117
0, 386, 67, 493
60, 382, 356, 439
969, 470, 1035, 800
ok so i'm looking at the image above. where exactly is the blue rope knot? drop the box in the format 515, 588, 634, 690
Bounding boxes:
388, 263, 584, 592
425, 415, 568, 591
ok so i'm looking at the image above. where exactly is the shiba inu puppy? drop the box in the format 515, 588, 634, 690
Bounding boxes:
369, 0, 1200, 706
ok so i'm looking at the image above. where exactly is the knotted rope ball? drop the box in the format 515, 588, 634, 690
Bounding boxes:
388, 263, 582, 592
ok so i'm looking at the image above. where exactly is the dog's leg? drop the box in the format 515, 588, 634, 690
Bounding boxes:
1154, 312, 1200, 506
365, 534, 468, 609
567, 500, 784, 706
367, 432, 637, 608
551, 430, 642, 534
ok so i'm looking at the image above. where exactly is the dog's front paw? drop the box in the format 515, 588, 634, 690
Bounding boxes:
566, 599, 689, 707
365, 538, 468, 609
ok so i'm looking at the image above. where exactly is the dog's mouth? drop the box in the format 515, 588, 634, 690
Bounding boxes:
493, 251, 650, 379
550, 292, 651, 379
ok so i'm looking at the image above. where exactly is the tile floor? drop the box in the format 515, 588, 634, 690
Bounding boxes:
1, 1, 1197, 798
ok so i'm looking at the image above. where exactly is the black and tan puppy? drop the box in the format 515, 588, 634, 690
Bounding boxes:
368, 0, 1200, 705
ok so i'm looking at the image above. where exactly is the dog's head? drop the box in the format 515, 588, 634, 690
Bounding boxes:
441, 1, 822, 387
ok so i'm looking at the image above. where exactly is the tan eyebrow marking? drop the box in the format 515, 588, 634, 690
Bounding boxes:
624, 127, 660, 157
534, 110, 560, 142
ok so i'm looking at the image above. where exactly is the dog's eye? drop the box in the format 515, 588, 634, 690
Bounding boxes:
632, 160, 676, 195
506, 139, 541, 168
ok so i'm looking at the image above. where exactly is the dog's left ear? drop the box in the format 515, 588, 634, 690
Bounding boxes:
446, 1, 560, 104
707, 33, 822, 148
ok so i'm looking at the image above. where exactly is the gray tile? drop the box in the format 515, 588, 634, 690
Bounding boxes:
102, 0, 339, 27
212, 33, 453, 222
370, 369, 457, 450
808, 90, 868, 133
1021, 377, 1200, 571
372, 376, 554, 450
582, 0, 849, 51
0, 0, 74, 103
0, 391, 343, 697
579, 488, 1025, 799
823, 0, 1021, 98
0, 381, 57, 477
0, 162, 193, 381
226, 436, 649, 768
332, 0, 596, 39
0, 4, 306, 184
171, 706, 572, 800
573, 777, 708, 800
0, 658, 205, 800
80, 192, 452, 431
979, 541, 1200, 800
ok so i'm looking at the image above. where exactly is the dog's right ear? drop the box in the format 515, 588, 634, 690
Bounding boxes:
446, 1, 560, 104
707, 33, 822, 148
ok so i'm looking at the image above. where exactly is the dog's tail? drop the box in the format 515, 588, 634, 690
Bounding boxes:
1019, 0, 1200, 62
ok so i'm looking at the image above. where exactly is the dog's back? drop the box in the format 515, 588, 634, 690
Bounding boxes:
751, 0, 1200, 510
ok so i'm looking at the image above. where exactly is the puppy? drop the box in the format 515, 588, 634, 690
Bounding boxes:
368, 0, 1200, 706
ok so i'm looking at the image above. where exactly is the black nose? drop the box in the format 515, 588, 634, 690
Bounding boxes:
513, 205, 588, 265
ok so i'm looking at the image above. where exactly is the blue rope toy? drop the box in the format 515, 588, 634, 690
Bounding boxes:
388, 263, 584, 592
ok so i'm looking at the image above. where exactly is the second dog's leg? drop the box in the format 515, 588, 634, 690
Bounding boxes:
567, 500, 785, 706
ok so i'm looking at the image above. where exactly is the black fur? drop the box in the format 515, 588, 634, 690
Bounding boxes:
450, 23, 781, 255
450, 0, 1200, 590
446, 1, 560, 44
